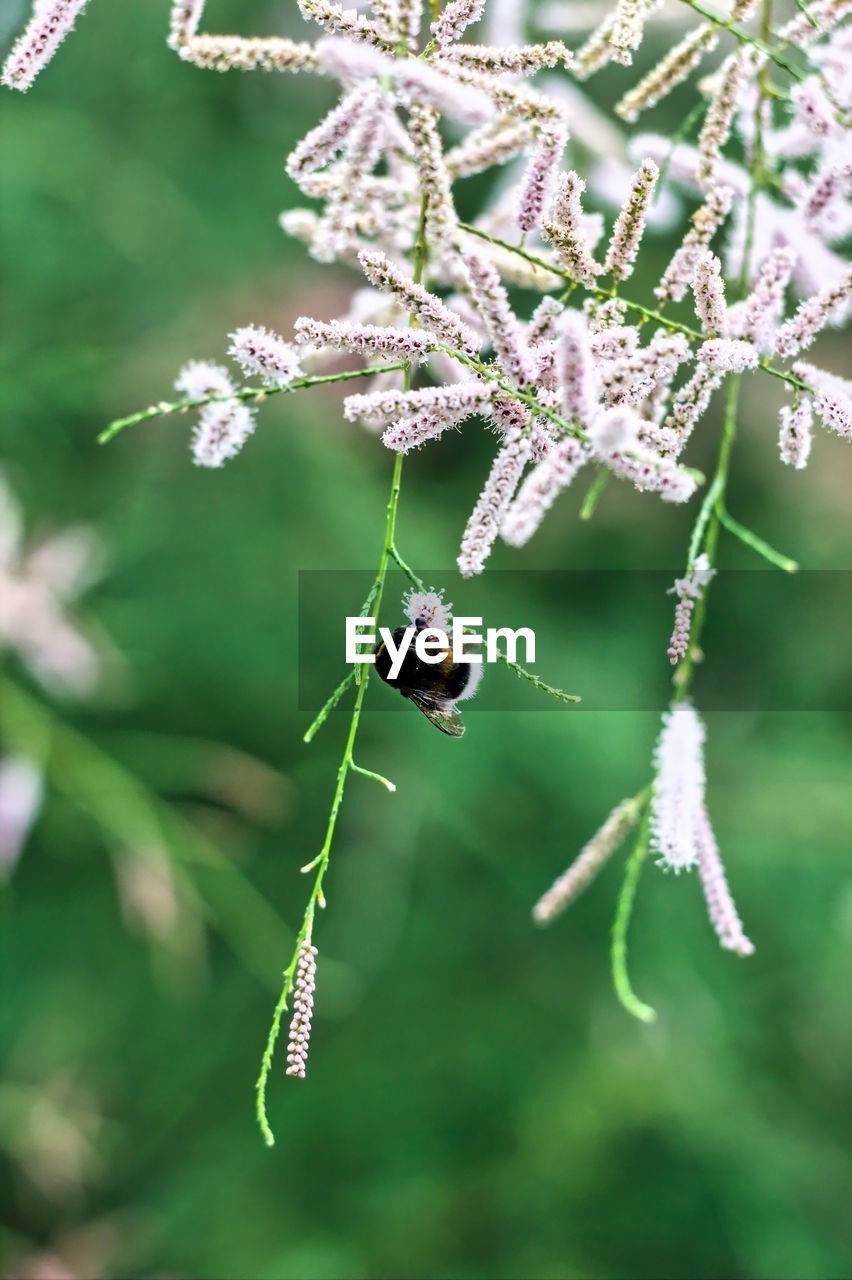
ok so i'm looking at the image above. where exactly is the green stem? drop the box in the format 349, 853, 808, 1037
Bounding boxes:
497, 653, 581, 704
674, 374, 740, 699
98, 364, 409, 444
611, 808, 657, 1024
716, 508, 798, 572
579, 469, 610, 521
302, 670, 356, 744
256, 191, 432, 1146
678, 0, 804, 80
673, 0, 775, 702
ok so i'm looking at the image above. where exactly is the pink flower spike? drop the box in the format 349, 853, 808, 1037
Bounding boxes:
778, 399, 813, 469
2, 0, 90, 92
229, 326, 302, 386
0, 756, 44, 873
517, 123, 568, 234
532, 798, 642, 924
650, 702, 707, 871
557, 310, 598, 426
431, 0, 486, 48
466, 255, 538, 390
458, 427, 532, 577
191, 400, 256, 468
696, 803, 755, 956
285, 942, 318, 1078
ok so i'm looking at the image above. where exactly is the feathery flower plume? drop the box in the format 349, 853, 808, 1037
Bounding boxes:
733, 246, 796, 353
358, 251, 479, 355
656, 186, 733, 304
591, 326, 639, 360
458, 427, 532, 577
285, 942, 318, 1077
395, 59, 495, 126
692, 250, 728, 335
286, 86, 372, 182
667, 554, 715, 664
446, 62, 565, 120
697, 54, 745, 186
293, 317, 433, 361
650, 702, 707, 871
774, 269, 852, 356
168, 1, 316, 73
313, 33, 391, 81
298, 0, 392, 49
696, 804, 755, 956
168, 0, 204, 47
406, 104, 459, 251
397, 0, 422, 48
812, 393, 852, 440
191, 401, 256, 468
616, 25, 719, 123
603, 159, 659, 281
532, 798, 642, 924
380, 385, 495, 453
403, 587, 452, 631
790, 77, 835, 138
345, 382, 491, 429
587, 407, 698, 503
516, 123, 568, 233
466, 255, 538, 389
791, 361, 852, 441
175, 360, 235, 400
228, 326, 302, 386
170, 33, 316, 74
599, 331, 690, 409
776, 0, 852, 46
589, 298, 629, 332
699, 338, 759, 373
439, 41, 573, 74
445, 119, 534, 179
501, 437, 588, 546
541, 171, 602, 287
0, 755, 44, 874
778, 399, 813, 469
608, 0, 661, 66
557, 310, 598, 425
799, 161, 852, 238
432, 0, 485, 48
528, 296, 565, 345
2, 0, 90, 92
663, 363, 723, 454
573, 15, 620, 81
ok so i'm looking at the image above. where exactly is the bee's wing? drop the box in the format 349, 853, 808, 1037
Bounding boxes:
407, 691, 465, 737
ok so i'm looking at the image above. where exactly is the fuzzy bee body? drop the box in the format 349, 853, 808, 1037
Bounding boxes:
374, 623, 480, 737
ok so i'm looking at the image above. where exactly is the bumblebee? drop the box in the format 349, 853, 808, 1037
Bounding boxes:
374, 621, 482, 737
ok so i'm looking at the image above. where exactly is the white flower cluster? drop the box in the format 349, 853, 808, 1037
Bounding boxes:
651, 703, 754, 954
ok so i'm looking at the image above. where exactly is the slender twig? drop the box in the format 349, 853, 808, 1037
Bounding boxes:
611, 806, 657, 1024
303, 670, 356, 744
256, 191, 432, 1145
98, 364, 409, 444
678, 0, 805, 80
580, 469, 610, 521
717, 507, 799, 571
497, 653, 581, 704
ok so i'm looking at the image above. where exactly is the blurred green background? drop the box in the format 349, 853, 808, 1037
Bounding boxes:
1, 3, 851, 1278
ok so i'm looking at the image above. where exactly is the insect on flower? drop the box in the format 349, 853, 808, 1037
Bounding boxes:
374, 588, 483, 736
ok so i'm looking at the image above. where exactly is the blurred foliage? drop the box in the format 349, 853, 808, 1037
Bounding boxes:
1, 3, 851, 1279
